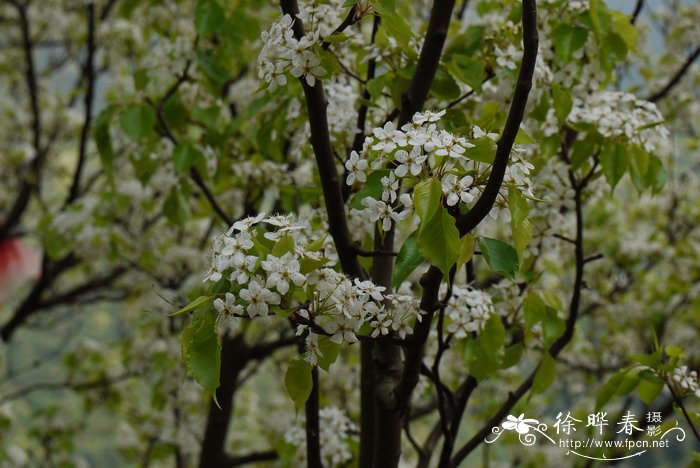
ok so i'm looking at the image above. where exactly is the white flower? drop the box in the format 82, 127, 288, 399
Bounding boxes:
323, 316, 360, 344
239, 279, 281, 317
441, 174, 474, 206
473, 125, 499, 141
372, 122, 404, 152
229, 213, 266, 234
345, 151, 368, 185
261, 252, 306, 295
381, 172, 399, 202
230, 253, 258, 284
412, 109, 445, 124
221, 232, 254, 256
214, 293, 243, 329
362, 197, 407, 231
394, 146, 427, 177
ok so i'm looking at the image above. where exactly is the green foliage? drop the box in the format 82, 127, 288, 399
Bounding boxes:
508, 186, 532, 261
392, 231, 424, 288
476, 237, 519, 280
119, 105, 156, 141
599, 143, 628, 192
181, 309, 221, 400
417, 205, 461, 277
532, 352, 556, 394
464, 315, 505, 381
552, 24, 588, 63
285, 359, 313, 413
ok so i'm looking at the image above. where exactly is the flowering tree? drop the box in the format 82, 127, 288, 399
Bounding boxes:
0, 0, 699, 466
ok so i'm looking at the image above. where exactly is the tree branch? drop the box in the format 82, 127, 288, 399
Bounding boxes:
647, 46, 699, 103
66, 2, 96, 204
455, 0, 539, 235
1, 1, 43, 240
279, 0, 365, 280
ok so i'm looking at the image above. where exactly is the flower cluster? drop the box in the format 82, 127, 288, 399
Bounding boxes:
346, 110, 533, 228
567, 92, 670, 154
673, 366, 700, 398
257, 13, 325, 90
284, 407, 357, 466
444, 286, 496, 338
203, 214, 420, 357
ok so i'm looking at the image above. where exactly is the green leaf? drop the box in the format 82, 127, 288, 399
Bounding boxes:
596, 368, 629, 410
447, 26, 485, 56
611, 11, 637, 50
447, 55, 486, 92
163, 188, 190, 224
285, 359, 313, 412
195, 0, 225, 36
508, 186, 531, 260
119, 105, 156, 141
463, 137, 497, 164
523, 291, 546, 327
552, 24, 588, 63
181, 309, 221, 399
93, 113, 114, 178
480, 315, 505, 352
373, 1, 413, 51
172, 144, 202, 174
637, 370, 664, 405
170, 296, 211, 316
316, 337, 340, 372
532, 353, 556, 394
392, 231, 424, 288
413, 178, 442, 227
552, 86, 573, 124
514, 128, 535, 145
417, 206, 460, 277
542, 307, 566, 348
477, 237, 519, 280
349, 170, 390, 210
456, 234, 475, 270
600, 143, 628, 192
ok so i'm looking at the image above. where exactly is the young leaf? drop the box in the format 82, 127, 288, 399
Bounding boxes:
600, 143, 629, 192
285, 358, 313, 412
417, 206, 460, 277
316, 337, 340, 372
170, 295, 211, 316
392, 231, 424, 288
119, 105, 156, 141
532, 353, 556, 394
413, 178, 442, 226
195, 0, 225, 36
476, 237, 519, 280
181, 309, 221, 399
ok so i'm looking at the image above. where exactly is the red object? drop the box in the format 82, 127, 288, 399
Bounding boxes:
0, 237, 41, 302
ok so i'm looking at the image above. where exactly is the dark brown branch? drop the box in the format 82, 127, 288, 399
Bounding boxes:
398, 0, 457, 126
450, 167, 588, 466
0, 371, 136, 404
630, 0, 643, 24
151, 64, 233, 225
0, 254, 78, 342
393, 0, 539, 429
647, 47, 699, 103
305, 365, 323, 468
455, 0, 538, 235
222, 451, 278, 467
321, 4, 358, 50
279, 0, 365, 281
1, 1, 43, 240
66, 2, 96, 204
